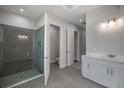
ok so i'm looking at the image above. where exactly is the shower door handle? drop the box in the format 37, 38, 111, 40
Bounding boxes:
44, 57, 49, 59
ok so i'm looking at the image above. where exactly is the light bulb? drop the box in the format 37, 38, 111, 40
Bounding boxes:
24, 36, 28, 39
109, 20, 115, 27
18, 35, 22, 39
21, 35, 25, 39
100, 22, 107, 29
117, 18, 123, 26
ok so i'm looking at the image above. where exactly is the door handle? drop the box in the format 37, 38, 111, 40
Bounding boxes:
44, 57, 49, 59
111, 69, 113, 76
88, 63, 90, 68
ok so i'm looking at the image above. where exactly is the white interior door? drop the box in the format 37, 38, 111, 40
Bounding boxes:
59, 28, 67, 68
44, 12, 50, 86
67, 29, 74, 66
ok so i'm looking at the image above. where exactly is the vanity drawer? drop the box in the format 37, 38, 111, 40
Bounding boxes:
111, 62, 124, 69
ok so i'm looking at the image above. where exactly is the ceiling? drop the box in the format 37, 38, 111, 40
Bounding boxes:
0, 5, 100, 28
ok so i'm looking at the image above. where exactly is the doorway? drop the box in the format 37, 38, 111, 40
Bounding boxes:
66, 30, 80, 67
50, 24, 60, 69
74, 31, 79, 63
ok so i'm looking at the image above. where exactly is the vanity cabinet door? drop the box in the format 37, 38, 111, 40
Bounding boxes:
119, 69, 124, 87
82, 57, 110, 87
110, 67, 120, 88
82, 57, 91, 78
110, 67, 124, 88
89, 59, 110, 87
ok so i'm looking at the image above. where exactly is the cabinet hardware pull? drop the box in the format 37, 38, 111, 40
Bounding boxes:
111, 69, 113, 76
107, 68, 109, 75
88, 63, 90, 68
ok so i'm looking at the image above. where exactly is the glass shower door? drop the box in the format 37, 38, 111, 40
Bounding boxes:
34, 26, 44, 73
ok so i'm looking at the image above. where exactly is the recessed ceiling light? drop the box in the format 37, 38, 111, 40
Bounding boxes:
80, 19, 82, 22
20, 8, 24, 12
62, 5, 80, 11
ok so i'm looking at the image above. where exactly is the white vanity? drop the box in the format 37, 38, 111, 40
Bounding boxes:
82, 54, 124, 88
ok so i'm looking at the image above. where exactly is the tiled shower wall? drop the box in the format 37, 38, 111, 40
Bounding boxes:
0, 25, 3, 73
0, 24, 34, 77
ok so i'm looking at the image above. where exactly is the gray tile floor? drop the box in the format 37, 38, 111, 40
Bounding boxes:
0, 68, 43, 88
15, 62, 104, 88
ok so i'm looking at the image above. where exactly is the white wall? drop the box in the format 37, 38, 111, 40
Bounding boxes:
0, 8, 46, 30
0, 8, 36, 30
86, 5, 124, 56
35, 13, 45, 29
120, 6, 124, 55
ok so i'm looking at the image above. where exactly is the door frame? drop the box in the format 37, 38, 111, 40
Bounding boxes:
66, 28, 74, 66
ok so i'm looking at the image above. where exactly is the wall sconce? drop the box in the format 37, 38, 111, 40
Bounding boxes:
17, 35, 28, 40
100, 17, 123, 30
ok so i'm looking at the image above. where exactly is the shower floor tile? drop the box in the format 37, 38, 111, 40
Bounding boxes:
0, 68, 43, 88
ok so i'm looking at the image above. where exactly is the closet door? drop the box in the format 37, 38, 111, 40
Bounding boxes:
67, 29, 74, 66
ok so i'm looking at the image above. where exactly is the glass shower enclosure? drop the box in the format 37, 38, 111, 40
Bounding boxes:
0, 24, 44, 88
34, 26, 44, 73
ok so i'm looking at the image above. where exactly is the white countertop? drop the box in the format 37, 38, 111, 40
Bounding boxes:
82, 53, 124, 63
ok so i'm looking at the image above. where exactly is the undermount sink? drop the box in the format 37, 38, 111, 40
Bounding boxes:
107, 54, 116, 58
100, 54, 116, 59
